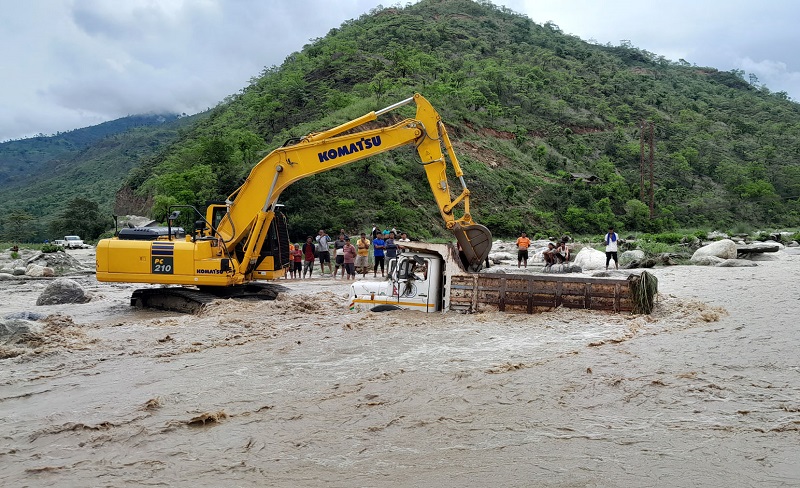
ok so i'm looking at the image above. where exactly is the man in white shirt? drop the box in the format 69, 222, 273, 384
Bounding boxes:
315, 229, 333, 275
604, 226, 619, 270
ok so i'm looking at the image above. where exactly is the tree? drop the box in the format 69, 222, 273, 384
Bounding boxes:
50, 198, 109, 241
623, 199, 650, 231
1, 209, 36, 243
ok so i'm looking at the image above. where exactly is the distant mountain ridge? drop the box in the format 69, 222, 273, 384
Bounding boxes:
0, 114, 181, 190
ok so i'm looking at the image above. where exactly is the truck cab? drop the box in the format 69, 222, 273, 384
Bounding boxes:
349, 250, 444, 313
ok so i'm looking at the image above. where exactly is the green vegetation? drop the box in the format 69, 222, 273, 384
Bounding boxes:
3, 0, 800, 242
40, 243, 64, 253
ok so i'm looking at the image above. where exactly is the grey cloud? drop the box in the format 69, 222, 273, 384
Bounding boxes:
3, 0, 800, 142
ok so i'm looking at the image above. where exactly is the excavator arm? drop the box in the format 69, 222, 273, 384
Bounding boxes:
218, 93, 491, 275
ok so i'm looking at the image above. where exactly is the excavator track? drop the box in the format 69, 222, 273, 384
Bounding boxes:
131, 282, 290, 314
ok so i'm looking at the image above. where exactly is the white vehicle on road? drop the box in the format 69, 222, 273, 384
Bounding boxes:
63, 235, 85, 249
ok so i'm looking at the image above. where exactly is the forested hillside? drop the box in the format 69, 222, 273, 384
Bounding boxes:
6, 0, 800, 243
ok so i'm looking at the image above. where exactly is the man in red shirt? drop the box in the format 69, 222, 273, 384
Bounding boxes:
302, 236, 316, 278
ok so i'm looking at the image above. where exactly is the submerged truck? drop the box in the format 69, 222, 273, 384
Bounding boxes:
349, 242, 657, 315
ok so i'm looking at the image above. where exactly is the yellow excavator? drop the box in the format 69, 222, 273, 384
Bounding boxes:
96, 93, 492, 311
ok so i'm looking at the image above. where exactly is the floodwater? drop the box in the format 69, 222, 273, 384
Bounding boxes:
1, 249, 798, 487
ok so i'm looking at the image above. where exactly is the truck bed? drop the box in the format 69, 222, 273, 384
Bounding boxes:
449, 271, 654, 314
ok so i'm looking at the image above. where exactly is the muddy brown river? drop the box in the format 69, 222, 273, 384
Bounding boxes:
1, 249, 798, 487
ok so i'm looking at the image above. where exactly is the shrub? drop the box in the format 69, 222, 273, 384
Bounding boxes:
641, 232, 684, 244
41, 244, 64, 253
637, 241, 679, 256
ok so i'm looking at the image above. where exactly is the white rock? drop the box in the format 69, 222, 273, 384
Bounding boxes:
573, 247, 607, 270
691, 239, 737, 261
25, 264, 46, 277
489, 252, 514, 263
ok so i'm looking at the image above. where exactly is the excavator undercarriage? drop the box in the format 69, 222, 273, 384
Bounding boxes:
131, 282, 290, 314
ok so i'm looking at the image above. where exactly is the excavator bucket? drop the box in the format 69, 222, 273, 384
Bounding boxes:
452, 223, 493, 272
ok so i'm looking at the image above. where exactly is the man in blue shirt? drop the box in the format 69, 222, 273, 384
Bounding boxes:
372, 234, 386, 277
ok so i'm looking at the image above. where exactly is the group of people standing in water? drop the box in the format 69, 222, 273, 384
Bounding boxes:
287, 227, 411, 280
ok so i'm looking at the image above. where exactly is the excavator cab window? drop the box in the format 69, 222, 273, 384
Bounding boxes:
209, 205, 227, 236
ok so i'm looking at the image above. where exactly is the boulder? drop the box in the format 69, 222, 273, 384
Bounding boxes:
573, 247, 607, 270
738, 241, 783, 253
787, 240, 799, 247
763, 240, 784, 250
24, 251, 44, 265
489, 252, 514, 264
691, 239, 737, 261
25, 264, 55, 277
4, 311, 47, 321
0, 319, 41, 344
716, 259, 758, 267
620, 250, 645, 265
708, 231, 730, 240
36, 278, 90, 305
13, 267, 26, 276
692, 256, 725, 266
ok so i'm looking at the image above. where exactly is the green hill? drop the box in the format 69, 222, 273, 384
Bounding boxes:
5, 0, 800, 243
116, 0, 800, 240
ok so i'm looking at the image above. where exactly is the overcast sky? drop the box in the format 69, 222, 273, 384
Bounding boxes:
1, 0, 798, 142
